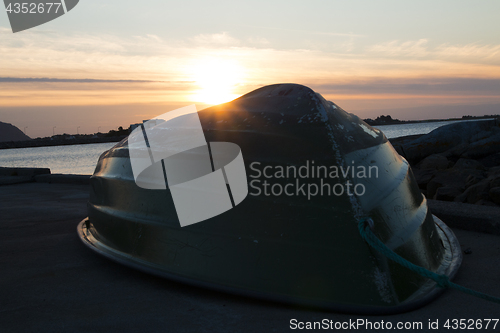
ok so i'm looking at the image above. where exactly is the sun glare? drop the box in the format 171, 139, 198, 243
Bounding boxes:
190, 58, 243, 105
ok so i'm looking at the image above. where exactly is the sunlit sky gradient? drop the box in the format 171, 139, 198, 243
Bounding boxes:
1, 0, 500, 137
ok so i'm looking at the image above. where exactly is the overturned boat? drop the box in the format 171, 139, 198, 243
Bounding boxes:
78, 83, 461, 314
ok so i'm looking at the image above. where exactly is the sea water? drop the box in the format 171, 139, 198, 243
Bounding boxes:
0, 142, 116, 175
0, 119, 492, 175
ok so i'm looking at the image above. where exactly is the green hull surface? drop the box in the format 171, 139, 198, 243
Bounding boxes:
78, 84, 462, 314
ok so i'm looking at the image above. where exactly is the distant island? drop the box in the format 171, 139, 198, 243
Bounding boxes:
0, 125, 130, 150
363, 114, 498, 126
0, 121, 31, 143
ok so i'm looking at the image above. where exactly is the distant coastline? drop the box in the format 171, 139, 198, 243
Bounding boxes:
0, 122, 131, 150
363, 114, 498, 126
0, 129, 129, 150
1, 114, 498, 150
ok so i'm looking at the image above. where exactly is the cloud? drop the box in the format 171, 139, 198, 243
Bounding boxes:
366, 39, 500, 65
0, 77, 158, 83
436, 43, 500, 63
1, 30, 500, 111
1, 29, 499, 81
313, 32, 365, 38
311, 77, 500, 95
246, 37, 270, 46
367, 39, 429, 57
0, 31, 188, 79
190, 32, 240, 46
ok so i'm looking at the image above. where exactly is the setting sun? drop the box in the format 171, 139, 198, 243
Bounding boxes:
190, 58, 244, 105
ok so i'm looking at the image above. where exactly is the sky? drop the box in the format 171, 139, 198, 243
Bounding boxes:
1, 0, 500, 138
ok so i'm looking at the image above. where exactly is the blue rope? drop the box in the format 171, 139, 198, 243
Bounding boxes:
358, 217, 500, 304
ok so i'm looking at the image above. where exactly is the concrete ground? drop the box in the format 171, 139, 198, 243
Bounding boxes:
1, 182, 500, 333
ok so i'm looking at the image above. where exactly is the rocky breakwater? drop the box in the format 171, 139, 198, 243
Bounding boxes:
391, 119, 500, 206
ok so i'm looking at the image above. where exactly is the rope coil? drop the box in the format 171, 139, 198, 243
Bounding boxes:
358, 217, 500, 304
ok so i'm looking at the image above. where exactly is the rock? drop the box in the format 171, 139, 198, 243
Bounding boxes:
443, 143, 469, 158
489, 166, 500, 177
461, 132, 500, 159
412, 168, 437, 189
489, 175, 500, 189
428, 199, 500, 235
400, 119, 500, 164
426, 171, 466, 199
455, 180, 490, 204
417, 154, 449, 170
388, 134, 423, 148
452, 158, 485, 171
479, 152, 500, 168
434, 186, 463, 201
489, 187, 500, 205
475, 199, 498, 207
465, 174, 485, 188
488, 176, 500, 188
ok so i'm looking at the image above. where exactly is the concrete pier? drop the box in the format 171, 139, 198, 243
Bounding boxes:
1, 182, 500, 332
